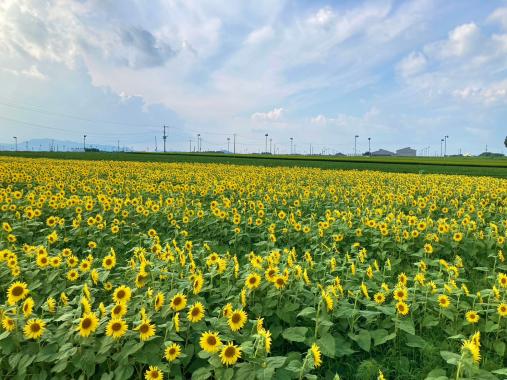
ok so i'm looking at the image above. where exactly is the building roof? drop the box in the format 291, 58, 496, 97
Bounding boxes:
372, 149, 395, 155
396, 147, 416, 152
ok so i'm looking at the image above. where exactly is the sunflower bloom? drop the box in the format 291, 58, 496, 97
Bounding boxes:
219, 342, 242, 366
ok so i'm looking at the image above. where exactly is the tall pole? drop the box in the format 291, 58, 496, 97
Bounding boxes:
189, 139, 192, 152
368, 137, 371, 157
117, 140, 120, 152
444, 135, 448, 157
13, 136, 17, 152
155, 136, 158, 152
265, 133, 268, 153
197, 134, 201, 152
290, 137, 293, 155
163, 125, 167, 153
227, 137, 230, 152
354, 135, 359, 156
233, 134, 236, 154
270, 138, 272, 154
440, 139, 443, 157
83, 135, 87, 152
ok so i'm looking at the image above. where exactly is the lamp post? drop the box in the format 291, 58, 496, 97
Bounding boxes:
83, 135, 87, 152
354, 135, 359, 156
13, 136, 17, 152
440, 139, 444, 157
265, 133, 268, 153
269, 138, 272, 154
227, 137, 230, 152
368, 137, 371, 157
197, 134, 201, 152
444, 135, 449, 157
290, 137, 293, 155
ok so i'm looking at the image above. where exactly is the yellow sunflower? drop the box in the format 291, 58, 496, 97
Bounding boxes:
311, 343, 322, 368
373, 292, 386, 305
396, 301, 410, 316
219, 342, 242, 366
22, 297, 35, 317
438, 295, 450, 308
7, 281, 29, 305
164, 343, 182, 362
466, 311, 480, 324
228, 309, 248, 332
245, 273, 261, 290
144, 365, 163, 380
23, 318, 46, 340
199, 331, 222, 353
113, 285, 132, 304
2, 316, 15, 331
136, 319, 156, 341
154, 292, 165, 312
77, 312, 99, 337
498, 303, 507, 317
187, 302, 205, 323
106, 318, 128, 339
170, 293, 187, 312
111, 303, 128, 319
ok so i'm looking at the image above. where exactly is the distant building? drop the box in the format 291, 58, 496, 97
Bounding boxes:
371, 149, 395, 156
396, 147, 417, 156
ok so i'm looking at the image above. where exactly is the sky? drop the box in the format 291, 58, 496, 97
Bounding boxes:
0, 0, 507, 155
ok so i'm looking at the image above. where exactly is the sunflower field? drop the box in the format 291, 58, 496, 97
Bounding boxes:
0, 156, 506, 380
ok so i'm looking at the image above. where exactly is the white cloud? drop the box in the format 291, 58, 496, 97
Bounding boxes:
453, 81, 507, 104
488, 7, 507, 30
1, 64, 47, 79
424, 23, 481, 59
308, 7, 335, 28
251, 107, 284, 122
245, 26, 274, 45
396, 51, 427, 77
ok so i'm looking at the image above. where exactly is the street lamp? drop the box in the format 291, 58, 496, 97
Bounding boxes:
354, 135, 359, 156
227, 137, 230, 152
269, 138, 272, 154
368, 137, 371, 157
444, 135, 449, 157
13, 136, 17, 152
197, 134, 201, 152
290, 137, 293, 155
83, 135, 87, 151
440, 139, 444, 157
265, 133, 268, 153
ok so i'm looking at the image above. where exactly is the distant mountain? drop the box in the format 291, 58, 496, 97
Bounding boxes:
0, 138, 131, 152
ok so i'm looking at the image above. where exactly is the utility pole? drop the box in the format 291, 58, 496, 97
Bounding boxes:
155, 136, 158, 152
117, 140, 120, 152
189, 139, 192, 152
440, 139, 443, 157
197, 134, 201, 152
368, 137, 371, 157
354, 135, 359, 156
83, 135, 87, 152
227, 137, 230, 152
290, 137, 293, 155
269, 138, 272, 154
309, 144, 312, 155
13, 136, 17, 152
163, 125, 168, 153
233, 134, 236, 154
444, 135, 448, 157
264, 133, 268, 153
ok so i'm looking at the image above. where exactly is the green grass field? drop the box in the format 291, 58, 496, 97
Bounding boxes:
1, 151, 506, 178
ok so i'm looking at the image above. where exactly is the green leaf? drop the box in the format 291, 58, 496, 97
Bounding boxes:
282, 327, 308, 342
0, 331, 10, 340
492, 368, 507, 375
297, 307, 316, 318
440, 351, 460, 366
424, 368, 448, 380
398, 318, 415, 335
484, 320, 499, 332
317, 333, 335, 357
406, 334, 428, 349
191, 367, 212, 380
114, 365, 134, 379
266, 356, 287, 369
494, 341, 505, 357
235, 364, 256, 380
349, 330, 371, 352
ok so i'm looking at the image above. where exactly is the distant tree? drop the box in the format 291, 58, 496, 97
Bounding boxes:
505, 136, 507, 148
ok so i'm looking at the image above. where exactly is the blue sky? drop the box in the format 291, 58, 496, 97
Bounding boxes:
1, 0, 506, 154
